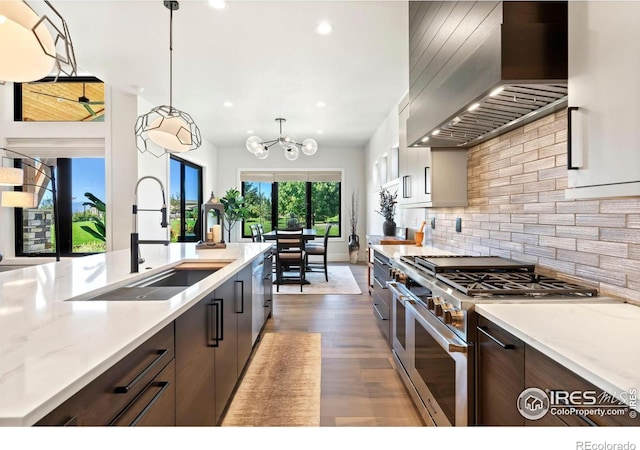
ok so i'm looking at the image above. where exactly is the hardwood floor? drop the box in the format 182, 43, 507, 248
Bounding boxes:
263, 262, 423, 427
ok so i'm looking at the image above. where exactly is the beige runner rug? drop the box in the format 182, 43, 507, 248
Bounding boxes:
222, 332, 321, 426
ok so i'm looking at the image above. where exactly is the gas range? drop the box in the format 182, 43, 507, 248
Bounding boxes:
389, 255, 603, 342
400, 255, 598, 297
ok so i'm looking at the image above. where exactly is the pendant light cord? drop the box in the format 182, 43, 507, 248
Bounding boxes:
169, 6, 174, 113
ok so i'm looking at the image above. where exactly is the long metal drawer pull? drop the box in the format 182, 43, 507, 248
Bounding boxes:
477, 326, 515, 350
373, 257, 389, 267
207, 300, 223, 347
63, 416, 78, 426
373, 303, 388, 321
114, 349, 169, 393
388, 282, 408, 299
567, 106, 580, 170
424, 166, 431, 194
235, 280, 244, 314
110, 381, 171, 426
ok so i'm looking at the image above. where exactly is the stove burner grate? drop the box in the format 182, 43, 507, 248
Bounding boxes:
436, 271, 598, 296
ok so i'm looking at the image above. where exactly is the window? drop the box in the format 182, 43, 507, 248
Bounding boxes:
169, 156, 203, 242
241, 171, 341, 239
14, 157, 106, 256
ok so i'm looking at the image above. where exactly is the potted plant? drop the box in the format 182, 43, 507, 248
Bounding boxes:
220, 188, 249, 242
348, 189, 359, 264
376, 187, 397, 236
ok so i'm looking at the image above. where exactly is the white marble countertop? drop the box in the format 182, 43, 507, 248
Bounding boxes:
0, 242, 271, 426
370, 244, 455, 259
476, 302, 640, 412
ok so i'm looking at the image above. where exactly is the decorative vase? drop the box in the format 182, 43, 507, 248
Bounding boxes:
348, 234, 360, 264
382, 220, 396, 236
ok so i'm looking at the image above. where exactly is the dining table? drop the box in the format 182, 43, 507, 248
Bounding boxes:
261, 228, 317, 242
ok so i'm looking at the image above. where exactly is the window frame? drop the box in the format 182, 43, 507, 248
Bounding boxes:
241, 180, 342, 239
169, 155, 203, 243
13, 157, 105, 258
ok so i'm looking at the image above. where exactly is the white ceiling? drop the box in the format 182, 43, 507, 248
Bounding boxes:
55, 0, 409, 149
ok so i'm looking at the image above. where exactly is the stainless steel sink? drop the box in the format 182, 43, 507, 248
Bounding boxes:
88, 286, 189, 301
83, 267, 221, 301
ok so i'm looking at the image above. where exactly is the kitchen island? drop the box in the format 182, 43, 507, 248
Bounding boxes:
0, 242, 271, 426
476, 302, 640, 415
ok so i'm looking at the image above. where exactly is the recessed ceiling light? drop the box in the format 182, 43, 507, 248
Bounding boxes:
432, 130, 440, 136
468, 103, 480, 111
0, 15, 7, 25
223, 101, 233, 107
247, 130, 254, 134
56, 97, 64, 102
316, 101, 326, 108
208, 0, 228, 10
489, 86, 504, 97
315, 22, 332, 35
316, 130, 323, 134
421, 136, 430, 143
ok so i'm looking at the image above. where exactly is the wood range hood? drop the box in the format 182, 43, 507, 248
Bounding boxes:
407, 1, 568, 149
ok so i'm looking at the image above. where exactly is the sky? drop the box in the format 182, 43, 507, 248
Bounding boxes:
71, 158, 105, 211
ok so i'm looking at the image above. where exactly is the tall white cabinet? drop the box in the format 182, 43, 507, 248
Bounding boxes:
566, 1, 640, 199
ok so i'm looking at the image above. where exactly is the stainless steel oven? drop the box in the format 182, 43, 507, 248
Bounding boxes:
389, 281, 471, 426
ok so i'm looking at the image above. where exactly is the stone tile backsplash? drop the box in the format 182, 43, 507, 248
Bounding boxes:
426, 109, 640, 304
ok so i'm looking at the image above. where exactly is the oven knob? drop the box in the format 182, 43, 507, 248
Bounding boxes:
433, 298, 444, 316
444, 308, 464, 326
427, 297, 436, 310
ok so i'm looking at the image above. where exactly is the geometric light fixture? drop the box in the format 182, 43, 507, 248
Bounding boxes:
0, 0, 77, 83
246, 118, 319, 161
135, 1, 202, 158
0, 147, 61, 261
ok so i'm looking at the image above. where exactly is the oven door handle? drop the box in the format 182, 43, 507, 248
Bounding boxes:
388, 281, 410, 300
409, 302, 468, 354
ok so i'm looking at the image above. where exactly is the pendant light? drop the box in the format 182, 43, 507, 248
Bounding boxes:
135, 1, 201, 158
0, 0, 77, 83
246, 118, 318, 161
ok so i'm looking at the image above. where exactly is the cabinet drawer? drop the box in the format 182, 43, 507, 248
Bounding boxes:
476, 316, 525, 426
36, 324, 175, 426
526, 346, 639, 426
111, 359, 175, 426
372, 291, 390, 341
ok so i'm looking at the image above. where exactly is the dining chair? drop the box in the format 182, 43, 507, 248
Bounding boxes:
305, 224, 332, 282
249, 224, 261, 242
275, 228, 306, 292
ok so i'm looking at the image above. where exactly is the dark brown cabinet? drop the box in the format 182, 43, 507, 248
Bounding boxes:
36, 324, 175, 426
175, 294, 217, 426
476, 316, 525, 426
476, 315, 640, 427
526, 346, 639, 427
236, 266, 253, 376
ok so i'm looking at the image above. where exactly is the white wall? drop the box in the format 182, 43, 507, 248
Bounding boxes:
216, 144, 366, 261
365, 96, 426, 239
